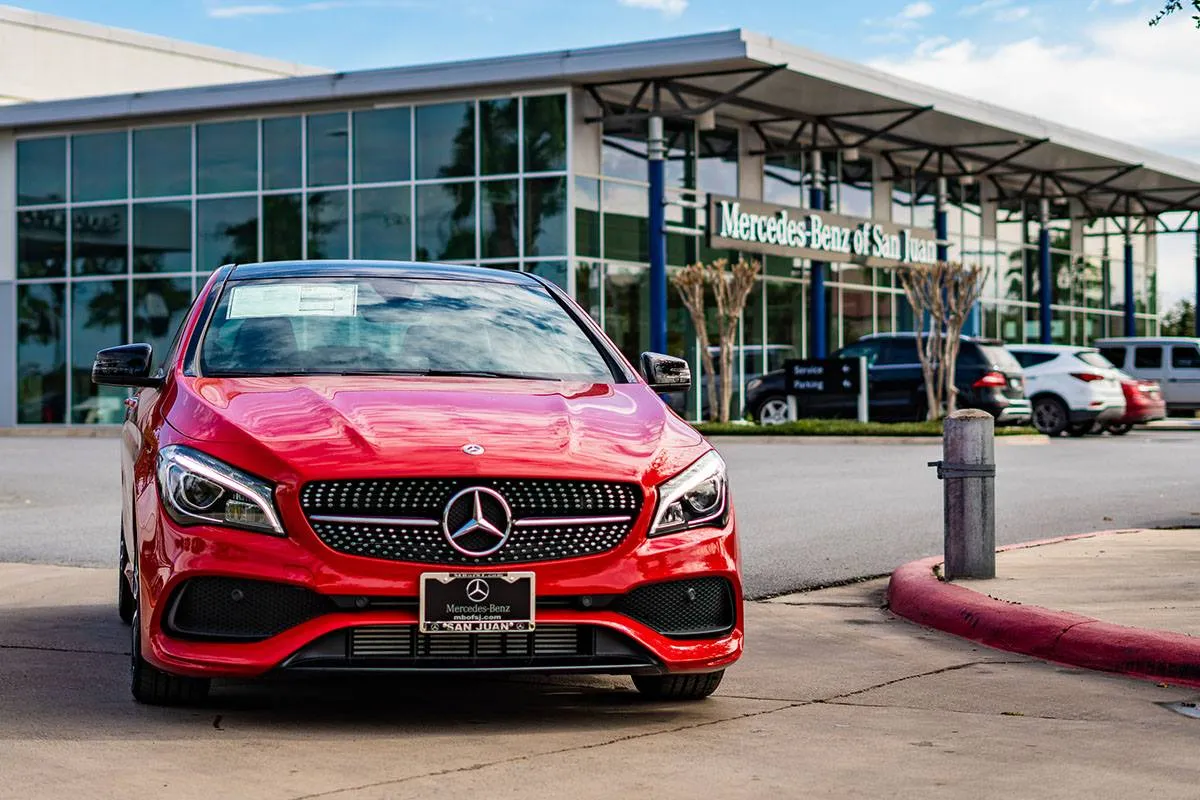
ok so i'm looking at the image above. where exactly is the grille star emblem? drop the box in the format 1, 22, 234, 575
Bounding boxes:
442, 487, 512, 557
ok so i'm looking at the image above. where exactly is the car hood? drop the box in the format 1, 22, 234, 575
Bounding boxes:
163, 375, 707, 485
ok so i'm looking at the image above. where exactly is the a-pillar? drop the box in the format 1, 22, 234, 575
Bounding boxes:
810, 151, 828, 358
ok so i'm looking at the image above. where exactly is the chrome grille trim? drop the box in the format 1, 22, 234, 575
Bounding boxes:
349, 624, 586, 659
308, 514, 439, 527
513, 515, 632, 527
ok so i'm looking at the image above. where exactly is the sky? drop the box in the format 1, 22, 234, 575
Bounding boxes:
9, 0, 1200, 305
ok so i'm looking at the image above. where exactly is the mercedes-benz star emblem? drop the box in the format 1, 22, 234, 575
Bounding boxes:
442, 487, 512, 557
462, 443, 485, 455
465, 578, 490, 603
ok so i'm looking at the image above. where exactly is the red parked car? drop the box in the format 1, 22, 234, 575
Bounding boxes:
1103, 376, 1166, 435
93, 261, 741, 705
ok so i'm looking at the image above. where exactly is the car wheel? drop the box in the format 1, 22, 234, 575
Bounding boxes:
632, 670, 724, 701
756, 397, 790, 426
1106, 423, 1132, 436
130, 603, 210, 706
1066, 422, 1091, 437
118, 535, 134, 625
1031, 397, 1069, 436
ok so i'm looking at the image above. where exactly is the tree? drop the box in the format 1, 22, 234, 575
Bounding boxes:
1150, 1, 1200, 27
897, 261, 990, 420
1161, 298, 1196, 336
671, 257, 762, 423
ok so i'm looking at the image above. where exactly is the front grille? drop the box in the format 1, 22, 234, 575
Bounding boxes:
615, 577, 737, 638
350, 624, 586, 659
166, 577, 334, 641
300, 478, 642, 565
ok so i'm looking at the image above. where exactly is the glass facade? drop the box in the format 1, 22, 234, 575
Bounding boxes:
13, 91, 569, 424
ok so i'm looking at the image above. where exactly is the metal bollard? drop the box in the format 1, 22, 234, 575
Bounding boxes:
928, 409, 996, 580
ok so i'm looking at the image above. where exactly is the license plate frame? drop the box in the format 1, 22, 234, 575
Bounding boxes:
418, 571, 536, 634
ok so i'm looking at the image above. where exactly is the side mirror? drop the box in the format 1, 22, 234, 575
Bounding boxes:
92, 344, 161, 388
641, 352, 691, 393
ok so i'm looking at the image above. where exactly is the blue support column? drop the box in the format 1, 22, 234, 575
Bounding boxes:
1124, 233, 1136, 337
1038, 198, 1052, 344
1194, 227, 1200, 338
809, 151, 828, 358
647, 116, 667, 355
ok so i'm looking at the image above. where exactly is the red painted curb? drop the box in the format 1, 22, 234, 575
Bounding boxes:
887, 531, 1200, 688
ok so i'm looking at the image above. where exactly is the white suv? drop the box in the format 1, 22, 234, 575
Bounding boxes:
1008, 345, 1126, 436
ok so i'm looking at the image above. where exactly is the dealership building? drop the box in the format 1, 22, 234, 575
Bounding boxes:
3, 19, 1200, 426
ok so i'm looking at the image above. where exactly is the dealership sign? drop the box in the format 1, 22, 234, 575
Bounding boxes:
707, 195, 939, 268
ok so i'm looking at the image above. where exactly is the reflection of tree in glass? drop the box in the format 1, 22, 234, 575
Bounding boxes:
84, 282, 126, 331
218, 217, 258, 265
307, 192, 342, 260
17, 289, 61, 345
265, 195, 302, 261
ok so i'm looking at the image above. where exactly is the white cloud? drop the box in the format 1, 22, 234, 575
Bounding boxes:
208, 4, 287, 17
994, 5, 1029, 21
207, 0, 419, 17
617, 0, 688, 16
901, 1, 934, 19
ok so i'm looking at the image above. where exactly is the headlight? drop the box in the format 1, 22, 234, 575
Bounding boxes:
747, 378, 763, 391
156, 445, 283, 535
649, 450, 728, 537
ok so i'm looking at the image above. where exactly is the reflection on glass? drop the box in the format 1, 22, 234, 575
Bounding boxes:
764, 153, 804, 208
911, 176, 936, 230
575, 177, 600, 258
843, 288, 873, 345
198, 196, 258, 271
480, 99, 518, 175
892, 178, 913, 226
307, 191, 349, 259
17, 137, 66, 206
602, 132, 647, 182
575, 261, 600, 322
264, 116, 302, 190
354, 107, 411, 184
875, 291, 895, 335
765, 280, 804, 361
524, 95, 566, 173
134, 278, 194, 371
197, 120, 257, 194
840, 159, 872, 219
264, 194, 302, 261
416, 102, 475, 180
71, 279, 129, 424
526, 260, 568, 289
415, 182, 474, 260
481, 180, 518, 259
354, 186, 411, 260
526, 176, 566, 257
72, 132, 127, 202
17, 209, 67, 279
604, 264, 649, 363
134, 202, 191, 274
17, 283, 66, 424
307, 113, 349, 187
602, 180, 647, 263
133, 126, 191, 198
697, 129, 738, 197
72, 205, 127, 276
1002, 246, 1024, 302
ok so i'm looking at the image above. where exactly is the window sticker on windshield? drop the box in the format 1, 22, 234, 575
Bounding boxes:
227, 283, 359, 319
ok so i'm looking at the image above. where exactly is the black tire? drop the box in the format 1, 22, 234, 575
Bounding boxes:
1066, 422, 1091, 438
118, 536, 134, 625
130, 608, 210, 706
755, 396, 790, 426
1032, 396, 1070, 437
1106, 423, 1132, 436
632, 670, 724, 701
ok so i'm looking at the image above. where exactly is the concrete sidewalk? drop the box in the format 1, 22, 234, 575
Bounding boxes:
3, 563, 1200, 799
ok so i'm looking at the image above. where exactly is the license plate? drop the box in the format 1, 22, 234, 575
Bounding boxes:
419, 572, 535, 634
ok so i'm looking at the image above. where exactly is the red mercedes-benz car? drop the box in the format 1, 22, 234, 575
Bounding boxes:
94, 261, 741, 706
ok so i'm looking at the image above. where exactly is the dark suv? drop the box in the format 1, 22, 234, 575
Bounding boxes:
746, 333, 1031, 425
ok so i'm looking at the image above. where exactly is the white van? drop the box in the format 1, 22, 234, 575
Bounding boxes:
1095, 337, 1200, 413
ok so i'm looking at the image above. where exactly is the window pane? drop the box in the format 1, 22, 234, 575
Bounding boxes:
133, 277, 194, 371
602, 132, 647, 182
416, 102, 474, 180
525, 176, 566, 257
1172, 345, 1200, 368
604, 264, 649, 363
17, 137, 66, 206
133, 126, 191, 198
764, 153, 803, 208
134, 202, 191, 274
840, 158, 873, 219
354, 186, 411, 260
1134, 346, 1162, 368
197, 120, 257, 195
526, 260, 567, 289
415, 182, 475, 260
523, 94, 566, 173
307, 112, 349, 187
353, 107, 410, 184
697, 129, 738, 197
198, 196, 258, 271
575, 176, 600, 258
17, 209, 67, 278
602, 180, 647, 263
17, 283, 66, 424
479, 99, 518, 176
72, 132, 127, 202
71, 279, 129, 424
263, 116, 302, 190
307, 191, 348, 259
481, 179, 518, 259
72, 205, 128, 276
264, 194, 302, 261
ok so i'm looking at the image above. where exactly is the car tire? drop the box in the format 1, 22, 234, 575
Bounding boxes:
1031, 396, 1070, 437
1066, 422, 1091, 437
130, 606, 210, 706
1106, 423, 1132, 436
118, 535, 134, 625
755, 396, 790, 426
632, 670, 724, 701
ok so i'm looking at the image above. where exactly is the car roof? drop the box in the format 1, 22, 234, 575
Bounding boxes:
227, 260, 542, 284
1095, 337, 1200, 344
859, 332, 990, 343
1007, 344, 1096, 353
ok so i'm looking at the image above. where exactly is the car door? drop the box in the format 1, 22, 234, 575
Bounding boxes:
1168, 343, 1200, 408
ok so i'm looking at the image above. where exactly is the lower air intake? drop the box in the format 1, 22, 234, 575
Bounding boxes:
166, 577, 334, 641
615, 577, 737, 638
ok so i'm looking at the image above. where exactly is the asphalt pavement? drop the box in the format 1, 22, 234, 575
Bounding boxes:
2, 432, 1198, 598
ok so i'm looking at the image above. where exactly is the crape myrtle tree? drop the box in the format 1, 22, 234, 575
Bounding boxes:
671, 257, 762, 423
897, 261, 989, 420
1150, 1, 1200, 27
1161, 298, 1196, 336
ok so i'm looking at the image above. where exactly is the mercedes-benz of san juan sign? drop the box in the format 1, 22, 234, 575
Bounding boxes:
94, 260, 741, 705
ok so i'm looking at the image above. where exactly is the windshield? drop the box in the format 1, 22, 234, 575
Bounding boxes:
198, 277, 616, 381
1075, 351, 1115, 369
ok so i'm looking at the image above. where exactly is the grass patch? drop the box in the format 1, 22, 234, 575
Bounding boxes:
694, 419, 1041, 437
